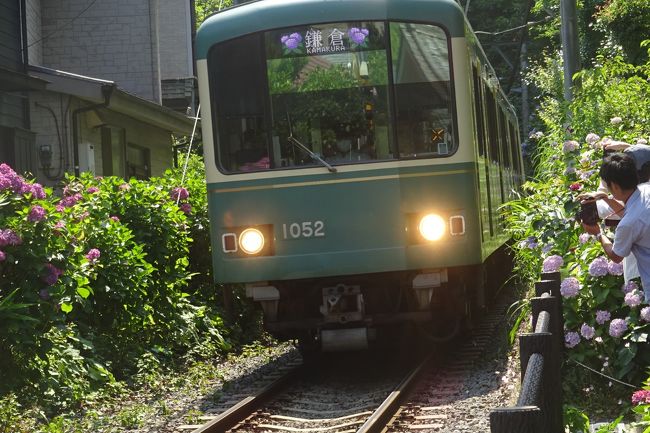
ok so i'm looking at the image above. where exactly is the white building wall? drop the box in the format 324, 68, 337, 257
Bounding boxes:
40, 0, 161, 103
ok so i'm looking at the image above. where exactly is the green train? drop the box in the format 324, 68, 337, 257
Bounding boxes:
196, 0, 523, 352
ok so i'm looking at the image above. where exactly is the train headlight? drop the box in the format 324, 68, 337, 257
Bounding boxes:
418, 214, 446, 241
239, 228, 265, 254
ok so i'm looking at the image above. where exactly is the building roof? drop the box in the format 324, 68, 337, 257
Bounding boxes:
28, 65, 196, 136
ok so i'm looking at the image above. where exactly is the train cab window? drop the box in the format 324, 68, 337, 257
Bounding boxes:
390, 23, 455, 158
265, 21, 392, 169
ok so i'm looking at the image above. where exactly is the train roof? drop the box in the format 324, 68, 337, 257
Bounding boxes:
195, 0, 465, 60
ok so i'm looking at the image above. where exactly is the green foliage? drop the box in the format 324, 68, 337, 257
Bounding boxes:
596, 0, 650, 64
195, 0, 232, 28
0, 157, 236, 423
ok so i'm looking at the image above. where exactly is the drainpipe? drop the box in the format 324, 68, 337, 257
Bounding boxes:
72, 84, 114, 176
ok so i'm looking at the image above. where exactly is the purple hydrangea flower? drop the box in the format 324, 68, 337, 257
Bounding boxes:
59, 193, 83, 208
542, 244, 553, 254
589, 257, 609, 277
622, 280, 638, 294
608, 261, 624, 276
0, 229, 22, 247
28, 205, 46, 222
580, 323, 595, 340
624, 290, 643, 307
596, 310, 611, 325
560, 277, 581, 298
640, 306, 650, 323
565, 331, 581, 348
281, 32, 302, 50
39, 288, 50, 300
543, 255, 563, 272
85, 248, 101, 263
579, 233, 592, 244
0, 250, 5, 262
43, 263, 63, 286
29, 183, 46, 199
110, 216, 120, 222
564, 166, 576, 176
348, 27, 369, 45
170, 187, 189, 201
608, 318, 627, 338
87, 186, 99, 194
563, 140, 580, 152
610, 116, 623, 125
180, 203, 192, 214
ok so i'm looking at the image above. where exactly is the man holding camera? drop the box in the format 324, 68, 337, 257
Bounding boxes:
582, 153, 650, 302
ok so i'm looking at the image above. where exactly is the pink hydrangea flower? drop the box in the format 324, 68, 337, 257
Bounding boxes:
86, 186, 99, 194
608, 318, 627, 338
170, 187, 189, 201
543, 255, 564, 273
0, 229, 22, 247
29, 183, 46, 199
569, 182, 582, 191
85, 248, 101, 263
110, 216, 120, 222
0, 250, 5, 262
632, 390, 650, 405
579, 233, 591, 244
560, 277, 581, 298
27, 205, 46, 222
119, 183, 131, 191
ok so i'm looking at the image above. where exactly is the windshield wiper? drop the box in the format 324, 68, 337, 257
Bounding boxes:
287, 134, 337, 173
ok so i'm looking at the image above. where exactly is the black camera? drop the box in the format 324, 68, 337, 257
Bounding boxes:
576, 200, 599, 225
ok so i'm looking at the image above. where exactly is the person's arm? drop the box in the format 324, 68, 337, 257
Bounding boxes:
582, 223, 624, 263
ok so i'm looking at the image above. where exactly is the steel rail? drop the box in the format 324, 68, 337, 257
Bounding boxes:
191, 362, 303, 433
355, 353, 434, 433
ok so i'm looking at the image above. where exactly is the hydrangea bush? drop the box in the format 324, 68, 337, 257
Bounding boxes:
0, 156, 230, 413
505, 42, 650, 425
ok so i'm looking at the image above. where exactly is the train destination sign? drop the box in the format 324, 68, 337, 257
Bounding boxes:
280, 27, 370, 55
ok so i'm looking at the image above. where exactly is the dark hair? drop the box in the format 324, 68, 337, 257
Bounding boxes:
600, 153, 639, 190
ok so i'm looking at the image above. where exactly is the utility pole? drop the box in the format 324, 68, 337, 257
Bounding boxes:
560, 0, 580, 101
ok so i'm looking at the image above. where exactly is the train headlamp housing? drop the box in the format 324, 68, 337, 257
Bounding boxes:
222, 224, 274, 257
239, 228, 265, 254
418, 213, 446, 241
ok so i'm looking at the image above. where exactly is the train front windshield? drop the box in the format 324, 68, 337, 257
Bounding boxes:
209, 21, 456, 173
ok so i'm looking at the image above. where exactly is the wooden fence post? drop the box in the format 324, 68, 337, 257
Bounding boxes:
490, 406, 542, 433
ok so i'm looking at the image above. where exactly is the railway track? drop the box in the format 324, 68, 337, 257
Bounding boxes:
178, 290, 515, 433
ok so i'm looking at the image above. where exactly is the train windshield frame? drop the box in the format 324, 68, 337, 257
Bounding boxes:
208, 20, 457, 174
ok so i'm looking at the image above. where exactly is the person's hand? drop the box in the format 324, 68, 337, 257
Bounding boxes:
582, 223, 601, 235
576, 191, 607, 203
604, 141, 630, 151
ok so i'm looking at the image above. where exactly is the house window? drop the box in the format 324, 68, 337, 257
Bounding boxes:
101, 126, 126, 177
126, 143, 150, 180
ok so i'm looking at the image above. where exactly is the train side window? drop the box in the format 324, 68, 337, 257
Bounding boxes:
390, 23, 456, 158
485, 88, 499, 164
471, 64, 486, 158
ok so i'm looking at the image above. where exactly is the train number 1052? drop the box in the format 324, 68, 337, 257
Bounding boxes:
282, 221, 325, 239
